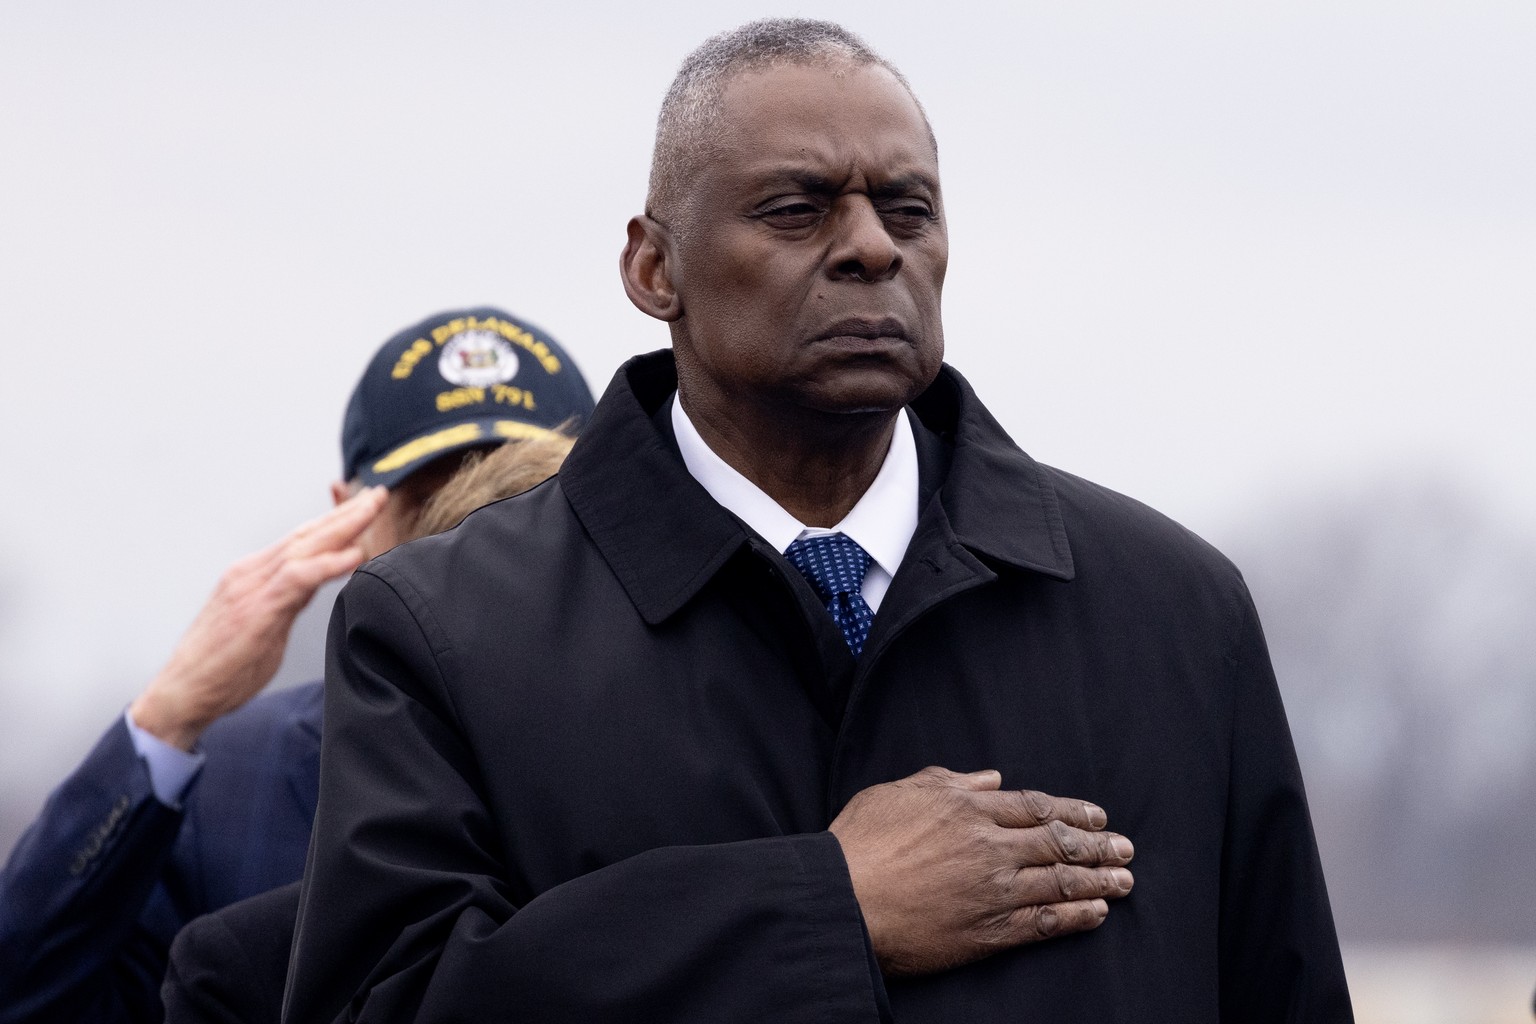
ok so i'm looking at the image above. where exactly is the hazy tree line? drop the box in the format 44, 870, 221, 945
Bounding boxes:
1231, 476, 1536, 942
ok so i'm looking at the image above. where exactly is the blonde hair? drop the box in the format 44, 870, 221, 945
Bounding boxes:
410, 433, 574, 540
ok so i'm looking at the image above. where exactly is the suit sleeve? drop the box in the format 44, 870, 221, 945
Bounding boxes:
283, 568, 888, 1024
1217, 585, 1355, 1023
0, 719, 186, 1024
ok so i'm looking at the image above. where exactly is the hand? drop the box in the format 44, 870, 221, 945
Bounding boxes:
128, 487, 388, 750
829, 765, 1134, 977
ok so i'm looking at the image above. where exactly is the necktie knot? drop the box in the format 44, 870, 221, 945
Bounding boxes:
784, 533, 875, 657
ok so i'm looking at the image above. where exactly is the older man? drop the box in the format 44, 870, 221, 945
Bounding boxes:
0, 306, 593, 1024
287, 20, 1351, 1023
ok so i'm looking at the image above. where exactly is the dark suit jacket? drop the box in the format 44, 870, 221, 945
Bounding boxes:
0, 683, 321, 1024
287, 351, 1353, 1023
161, 881, 301, 1024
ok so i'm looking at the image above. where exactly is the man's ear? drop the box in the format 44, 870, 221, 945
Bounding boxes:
329, 480, 351, 508
620, 215, 682, 322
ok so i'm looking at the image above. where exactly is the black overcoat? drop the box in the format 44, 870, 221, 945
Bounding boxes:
285, 351, 1352, 1023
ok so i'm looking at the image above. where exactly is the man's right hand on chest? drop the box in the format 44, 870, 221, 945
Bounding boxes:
828, 765, 1135, 977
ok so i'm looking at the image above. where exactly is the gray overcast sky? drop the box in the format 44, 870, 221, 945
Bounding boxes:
1, 1, 1533, 816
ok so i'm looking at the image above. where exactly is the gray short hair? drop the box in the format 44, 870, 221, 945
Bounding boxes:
646, 18, 931, 224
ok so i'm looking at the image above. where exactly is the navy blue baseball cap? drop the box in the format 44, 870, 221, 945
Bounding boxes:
341, 307, 596, 487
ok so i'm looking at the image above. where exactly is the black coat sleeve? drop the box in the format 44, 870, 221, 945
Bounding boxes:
283, 569, 887, 1024
163, 882, 299, 1024
1218, 585, 1354, 1022
0, 718, 184, 1024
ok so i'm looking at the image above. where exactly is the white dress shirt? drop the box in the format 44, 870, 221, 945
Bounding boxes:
671, 394, 920, 612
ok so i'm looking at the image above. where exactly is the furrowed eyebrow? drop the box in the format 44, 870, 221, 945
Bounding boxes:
870, 174, 939, 200
749, 170, 839, 194
748, 169, 938, 197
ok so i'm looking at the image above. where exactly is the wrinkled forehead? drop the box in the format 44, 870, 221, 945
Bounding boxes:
706, 62, 940, 190
716, 60, 934, 151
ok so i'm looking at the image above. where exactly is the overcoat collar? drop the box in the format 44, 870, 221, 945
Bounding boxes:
559, 350, 1074, 626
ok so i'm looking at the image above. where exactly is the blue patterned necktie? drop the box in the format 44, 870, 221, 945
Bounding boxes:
784, 532, 875, 657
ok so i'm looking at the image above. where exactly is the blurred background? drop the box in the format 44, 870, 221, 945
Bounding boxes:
1, 2, 1531, 1019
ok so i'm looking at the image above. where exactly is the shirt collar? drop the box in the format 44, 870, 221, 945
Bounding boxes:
671, 393, 920, 580
555, 352, 1072, 628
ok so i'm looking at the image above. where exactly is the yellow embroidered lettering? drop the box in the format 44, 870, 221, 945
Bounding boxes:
478, 319, 563, 374
390, 338, 435, 379
435, 386, 486, 412
432, 318, 467, 345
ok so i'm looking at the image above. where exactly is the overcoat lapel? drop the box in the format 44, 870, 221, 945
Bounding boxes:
559, 355, 749, 626
560, 351, 1075, 688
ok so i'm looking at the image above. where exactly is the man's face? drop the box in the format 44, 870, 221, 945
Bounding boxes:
667, 61, 948, 420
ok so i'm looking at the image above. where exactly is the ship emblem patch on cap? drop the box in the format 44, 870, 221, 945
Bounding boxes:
438, 329, 520, 387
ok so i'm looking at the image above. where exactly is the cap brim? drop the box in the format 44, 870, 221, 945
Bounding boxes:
355, 418, 561, 488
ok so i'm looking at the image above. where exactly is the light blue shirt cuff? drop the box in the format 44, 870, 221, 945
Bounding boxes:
124, 708, 206, 807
